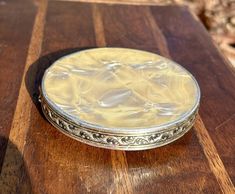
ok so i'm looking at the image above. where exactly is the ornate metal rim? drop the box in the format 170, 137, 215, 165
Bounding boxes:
40, 94, 198, 150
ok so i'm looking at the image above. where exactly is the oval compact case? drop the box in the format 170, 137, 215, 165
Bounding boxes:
40, 48, 200, 150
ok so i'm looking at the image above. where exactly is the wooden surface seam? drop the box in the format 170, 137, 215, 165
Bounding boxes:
0, 0, 48, 191
111, 151, 134, 194
144, 7, 170, 58
146, 8, 235, 193
92, 4, 106, 47
194, 115, 235, 193
0, 1, 234, 193
92, 5, 133, 194
7, 0, 47, 154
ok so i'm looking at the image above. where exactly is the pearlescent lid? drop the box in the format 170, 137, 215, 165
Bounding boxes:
42, 48, 200, 132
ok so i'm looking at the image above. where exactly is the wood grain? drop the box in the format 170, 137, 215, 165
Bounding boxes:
0, 0, 47, 193
150, 5, 235, 185
194, 115, 235, 193
111, 151, 133, 194
0, 0, 36, 171
23, 2, 113, 194
100, 3, 222, 193
0, 1, 234, 194
92, 4, 106, 47
147, 6, 234, 192
9, 0, 48, 156
92, 6, 134, 194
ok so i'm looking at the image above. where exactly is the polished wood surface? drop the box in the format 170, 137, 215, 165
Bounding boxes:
0, 0, 234, 193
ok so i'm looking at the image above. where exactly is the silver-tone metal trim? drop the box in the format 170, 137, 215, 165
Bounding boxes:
40, 48, 200, 150
40, 94, 198, 150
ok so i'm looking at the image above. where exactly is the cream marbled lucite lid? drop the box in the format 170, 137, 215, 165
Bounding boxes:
40, 48, 200, 150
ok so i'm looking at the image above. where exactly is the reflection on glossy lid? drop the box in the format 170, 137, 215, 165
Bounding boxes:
42, 48, 200, 131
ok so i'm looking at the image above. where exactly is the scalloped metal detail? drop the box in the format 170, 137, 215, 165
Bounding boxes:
41, 96, 198, 150
40, 48, 200, 150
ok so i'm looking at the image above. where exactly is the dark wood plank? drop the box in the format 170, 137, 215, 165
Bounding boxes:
0, 0, 36, 170
99, 4, 222, 193
100, 4, 160, 52
0, 1, 47, 193
23, 2, 113, 194
3, 1, 232, 193
214, 115, 235, 182
41, 1, 97, 54
150, 5, 235, 184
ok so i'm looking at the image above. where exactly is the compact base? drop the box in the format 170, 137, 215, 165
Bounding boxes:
41, 95, 198, 151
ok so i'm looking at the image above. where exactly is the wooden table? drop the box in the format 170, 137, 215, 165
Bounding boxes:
0, 0, 235, 193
